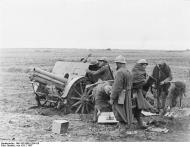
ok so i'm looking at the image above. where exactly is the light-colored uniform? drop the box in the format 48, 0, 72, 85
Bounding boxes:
110, 67, 133, 123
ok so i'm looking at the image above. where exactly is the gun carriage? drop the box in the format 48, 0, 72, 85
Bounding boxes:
29, 61, 94, 114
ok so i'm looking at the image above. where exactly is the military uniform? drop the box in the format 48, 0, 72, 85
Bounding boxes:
86, 64, 113, 82
166, 81, 186, 108
93, 82, 112, 112
92, 82, 112, 122
158, 62, 172, 83
110, 67, 133, 123
157, 62, 173, 110
85, 60, 100, 83
132, 63, 153, 110
132, 63, 147, 88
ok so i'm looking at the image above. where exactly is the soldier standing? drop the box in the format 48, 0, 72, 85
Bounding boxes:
110, 55, 133, 129
132, 59, 154, 128
157, 61, 173, 112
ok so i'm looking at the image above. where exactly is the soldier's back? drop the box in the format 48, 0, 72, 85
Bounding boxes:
116, 67, 133, 88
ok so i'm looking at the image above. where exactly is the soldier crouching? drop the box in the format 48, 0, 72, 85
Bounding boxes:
166, 81, 186, 110
92, 81, 113, 122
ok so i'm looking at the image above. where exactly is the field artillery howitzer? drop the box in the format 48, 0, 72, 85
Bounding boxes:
29, 61, 140, 125
29, 61, 95, 114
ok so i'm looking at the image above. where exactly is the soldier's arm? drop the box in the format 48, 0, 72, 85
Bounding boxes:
168, 67, 173, 81
87, 65, 106, 76
110, 71, 123, 101
163, 64, 173, 83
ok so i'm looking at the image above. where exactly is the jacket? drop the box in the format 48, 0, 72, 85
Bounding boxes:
110, 66, 132, 102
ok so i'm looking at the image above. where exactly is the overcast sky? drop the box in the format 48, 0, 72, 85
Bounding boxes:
1, 0, 190, 50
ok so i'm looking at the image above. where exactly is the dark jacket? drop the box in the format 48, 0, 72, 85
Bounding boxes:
87, 64, 113, 81
158, 63, 173, 82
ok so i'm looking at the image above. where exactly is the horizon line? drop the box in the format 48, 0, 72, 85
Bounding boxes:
1, 47, 190, 51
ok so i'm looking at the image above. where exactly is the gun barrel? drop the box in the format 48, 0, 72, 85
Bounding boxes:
31, 74, 66, 90
33, 68, 67, 83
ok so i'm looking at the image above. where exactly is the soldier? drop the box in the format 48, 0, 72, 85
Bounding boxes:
132, 59, 149, 89
157, 61, 173, 111
110, 55, 134, 129
157, 61, 173, 85
92, 81, 113, 122
86, 57, 114, 82
166, 81, 186, 109
85, 59, 100, 83
132, 59, 155, 129
88, 59, 100, 71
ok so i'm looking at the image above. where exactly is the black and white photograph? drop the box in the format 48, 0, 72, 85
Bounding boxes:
0, 0, 190, 144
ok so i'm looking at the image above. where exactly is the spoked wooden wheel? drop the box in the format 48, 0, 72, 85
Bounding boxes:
67, 77, 94, 114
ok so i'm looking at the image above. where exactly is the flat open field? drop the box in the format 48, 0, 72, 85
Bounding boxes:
0, 48, 190, 142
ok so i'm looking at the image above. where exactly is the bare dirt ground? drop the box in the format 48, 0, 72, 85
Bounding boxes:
0, 48, 190, 142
